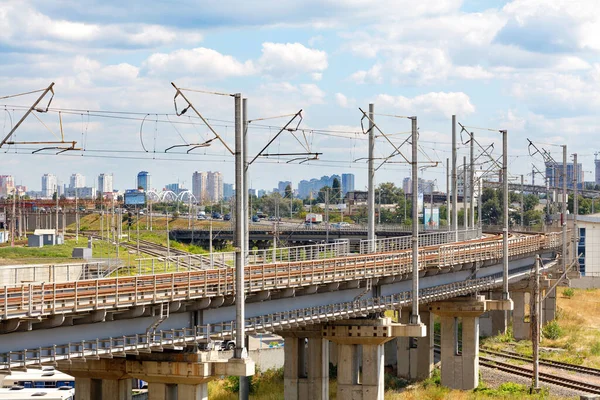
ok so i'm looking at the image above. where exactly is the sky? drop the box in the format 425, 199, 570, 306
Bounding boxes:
2, 0, 600, 193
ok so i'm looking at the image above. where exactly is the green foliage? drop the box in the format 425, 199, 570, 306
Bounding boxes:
384, 373, 407, 390
422, 367, 441, 388
223, 375, 256, 394
590, 341, 600, 356
543, 320, 563, 340
562, 288, 575, 298
328, 362, 337, 378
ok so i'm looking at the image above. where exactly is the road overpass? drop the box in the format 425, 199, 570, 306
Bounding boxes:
0, 230, 566, 399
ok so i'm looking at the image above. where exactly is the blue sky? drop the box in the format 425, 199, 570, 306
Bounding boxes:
2, 0, 600, 193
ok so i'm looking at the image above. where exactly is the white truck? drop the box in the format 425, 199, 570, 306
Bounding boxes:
305, 213, 323, 224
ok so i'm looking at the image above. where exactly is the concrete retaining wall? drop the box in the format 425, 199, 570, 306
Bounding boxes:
570, 276, 600, 289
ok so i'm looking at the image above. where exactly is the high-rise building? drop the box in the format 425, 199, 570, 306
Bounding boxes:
278, 181, 291, 194
0, 175, 15, 198
192, 171, 208, 202
341, 173, 355, 195
69, 173, 85, 189
41, 174, 57, 198
297, 174, 342, 199
98, 173, 113, 194
137, 171, 150, 191
545, 161, 584, 189
207, 171, 223, 202
223, 183, 234, 199
165, 183, 185, 194
403, 177, 438, 195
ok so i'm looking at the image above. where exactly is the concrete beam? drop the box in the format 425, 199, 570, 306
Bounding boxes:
323, 318, 425, 345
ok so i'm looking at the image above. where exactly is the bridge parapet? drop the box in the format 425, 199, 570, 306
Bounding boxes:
0, 233, 563, 323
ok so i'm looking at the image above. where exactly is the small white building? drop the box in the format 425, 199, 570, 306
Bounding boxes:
575, 214, 600, 276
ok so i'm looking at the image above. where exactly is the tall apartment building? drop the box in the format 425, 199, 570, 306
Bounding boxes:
41, 174, 57, 198
98, 173, 113, 194
69, 173, 85, 189
223, 183, 234, 200
341, 173, 355, 195
0, 175, 15, 198
137, 171, 150, 191
545, 161, 583, 190
298, 174, 341, 199
192, 171, 223, 203
402, 177, 438, 195
278, 181, 292, 194
207, 171, 223, 202
192, 171, 208, 202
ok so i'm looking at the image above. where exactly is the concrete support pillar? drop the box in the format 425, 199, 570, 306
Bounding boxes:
148, 382, 177, 400
283, 334, 329, 400
75, 377, 131, 400
543, 286, 557, 324
307, 337, 329, 400
102, 378, 133, 400
480, 292, 507, 337
178, 383, 209, 400
439, 315, 480, 390
396, 310, 434, 380
512, 291, 531, 340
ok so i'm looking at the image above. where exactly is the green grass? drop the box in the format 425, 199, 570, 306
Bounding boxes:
0, 238, 149, 266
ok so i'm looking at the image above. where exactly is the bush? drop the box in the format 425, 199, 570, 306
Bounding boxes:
591, 341, 600, 356
223, 375, 256, 394
543, 320, 563, 340
562, 288, 575, 298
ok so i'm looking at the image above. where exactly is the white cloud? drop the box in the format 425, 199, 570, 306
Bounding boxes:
143, 48, 256, 79
351, 64, 383, 84
374, 92, 475, 118
258, 42, 328, 77
335, 93, 355, 108
0, 2, 202, 50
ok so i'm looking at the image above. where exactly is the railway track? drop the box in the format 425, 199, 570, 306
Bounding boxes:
433, 340, 600, 394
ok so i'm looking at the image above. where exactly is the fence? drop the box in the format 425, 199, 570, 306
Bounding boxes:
0, 232, 562, 321
359, 228, 482, 254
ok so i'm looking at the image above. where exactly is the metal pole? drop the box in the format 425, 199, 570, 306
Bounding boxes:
325, 188, 330, 243
410, 116, 420, 325
367, 103, 376, 252
136, 209, 140, 255
502, 130, 509, 303
452, 115, 458, 234
521, 175, 524, 229
470, 131, 475, 229
75, 187, 79, 243
447, 157, 451, 227
573, 153, 578, 271
243, 98, 249, 259
234, 94, 248, 396
463, 155, 468, 230
531, 255, 541, 391
166, 212, 170, 258
55, 185, 59, 235
562, 145, 567, 272
10, 189, 16, 247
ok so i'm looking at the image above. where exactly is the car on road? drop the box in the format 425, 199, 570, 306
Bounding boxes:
268, 216, 281, 221
213, 339, 236, 351
211, 212, 222, 220
223, 213, 231, 221
252, 215, 260, 223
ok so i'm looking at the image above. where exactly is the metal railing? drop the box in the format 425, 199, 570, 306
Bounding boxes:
0, 233, 562, 321
0, 256, 563, 371
0, 276, 495, 371
359, 228, 482, 254
247, 240, 350, 265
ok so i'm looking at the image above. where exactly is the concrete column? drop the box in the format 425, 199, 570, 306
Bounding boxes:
397, 311, 433, 380
512, 291, 531, 340
337, 344, 360, 399
307, 337, 329, 400
362, 344, 385, 400
329, 341, 338, 367
148, 382, 177, 400
440, 315, 480, 390
543, 287, 557, 324
102, 378, 133, 400
284, 336, 302, 400
74, 377, 98, 400
178, 383, 208, 400
481, 292, 507, 337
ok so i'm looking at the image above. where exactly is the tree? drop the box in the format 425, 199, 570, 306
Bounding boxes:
523, 194, 539, 212
375, 182, 403, 205
52, 191, 57, 201
284, 184, 292, 200
332, 178, 342, 204
317, 186, 331, 204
